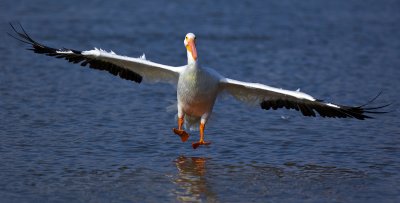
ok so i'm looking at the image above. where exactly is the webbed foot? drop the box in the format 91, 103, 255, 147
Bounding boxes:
173, 128, 190, 142
192, 141, 211, 149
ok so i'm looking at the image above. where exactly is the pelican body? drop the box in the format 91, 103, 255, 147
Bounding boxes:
178, 63, 220, 119
9, 24, 387, 149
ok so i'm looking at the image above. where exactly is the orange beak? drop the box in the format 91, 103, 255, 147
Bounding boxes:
186, 39, 197, 61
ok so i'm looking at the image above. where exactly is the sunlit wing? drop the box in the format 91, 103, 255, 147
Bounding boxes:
9, 23, 184, 84
220, 78, 388, 120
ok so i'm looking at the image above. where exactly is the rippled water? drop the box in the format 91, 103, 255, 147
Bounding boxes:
1, 0, 399, 202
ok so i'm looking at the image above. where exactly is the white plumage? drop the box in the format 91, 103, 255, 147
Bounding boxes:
9, 24, 387, 149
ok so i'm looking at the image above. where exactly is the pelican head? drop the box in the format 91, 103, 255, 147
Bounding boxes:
184, 33, 197, 63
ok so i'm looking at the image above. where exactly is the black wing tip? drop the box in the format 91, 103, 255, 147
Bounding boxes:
9, 22, 36, 45
326, 93, 391, 120
10, 23, 144, 84
260, 93, 391, 120
358, 91, 384, 108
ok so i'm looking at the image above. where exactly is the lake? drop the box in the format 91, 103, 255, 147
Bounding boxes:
0, 0, 399, 202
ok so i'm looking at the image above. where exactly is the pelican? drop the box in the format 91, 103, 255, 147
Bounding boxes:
9, 24, 387, 149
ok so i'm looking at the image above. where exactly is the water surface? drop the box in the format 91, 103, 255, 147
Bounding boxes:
0, 0, 399, 202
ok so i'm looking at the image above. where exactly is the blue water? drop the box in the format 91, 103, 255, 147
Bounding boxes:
1, 0, 399, 202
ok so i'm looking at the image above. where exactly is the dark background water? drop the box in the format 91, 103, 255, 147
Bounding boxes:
1, 0, 399, 202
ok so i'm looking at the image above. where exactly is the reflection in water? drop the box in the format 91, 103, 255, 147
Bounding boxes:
172, 156, 217, 202
171, 157, 367, 202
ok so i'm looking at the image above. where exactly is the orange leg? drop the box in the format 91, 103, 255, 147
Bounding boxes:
173, 116, 189, 142
192, 122, 211, 149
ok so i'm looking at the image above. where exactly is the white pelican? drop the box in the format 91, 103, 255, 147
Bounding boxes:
9, 24, 388, 149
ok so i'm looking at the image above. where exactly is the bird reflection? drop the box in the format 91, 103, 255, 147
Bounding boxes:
172, 156, 217, 202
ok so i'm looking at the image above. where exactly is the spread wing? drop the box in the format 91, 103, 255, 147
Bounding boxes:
220, 78, 388, 120
9, 23, 184, 84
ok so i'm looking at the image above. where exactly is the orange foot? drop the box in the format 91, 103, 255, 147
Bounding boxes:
192, 141, 211, 149
173, 128, 190, 142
